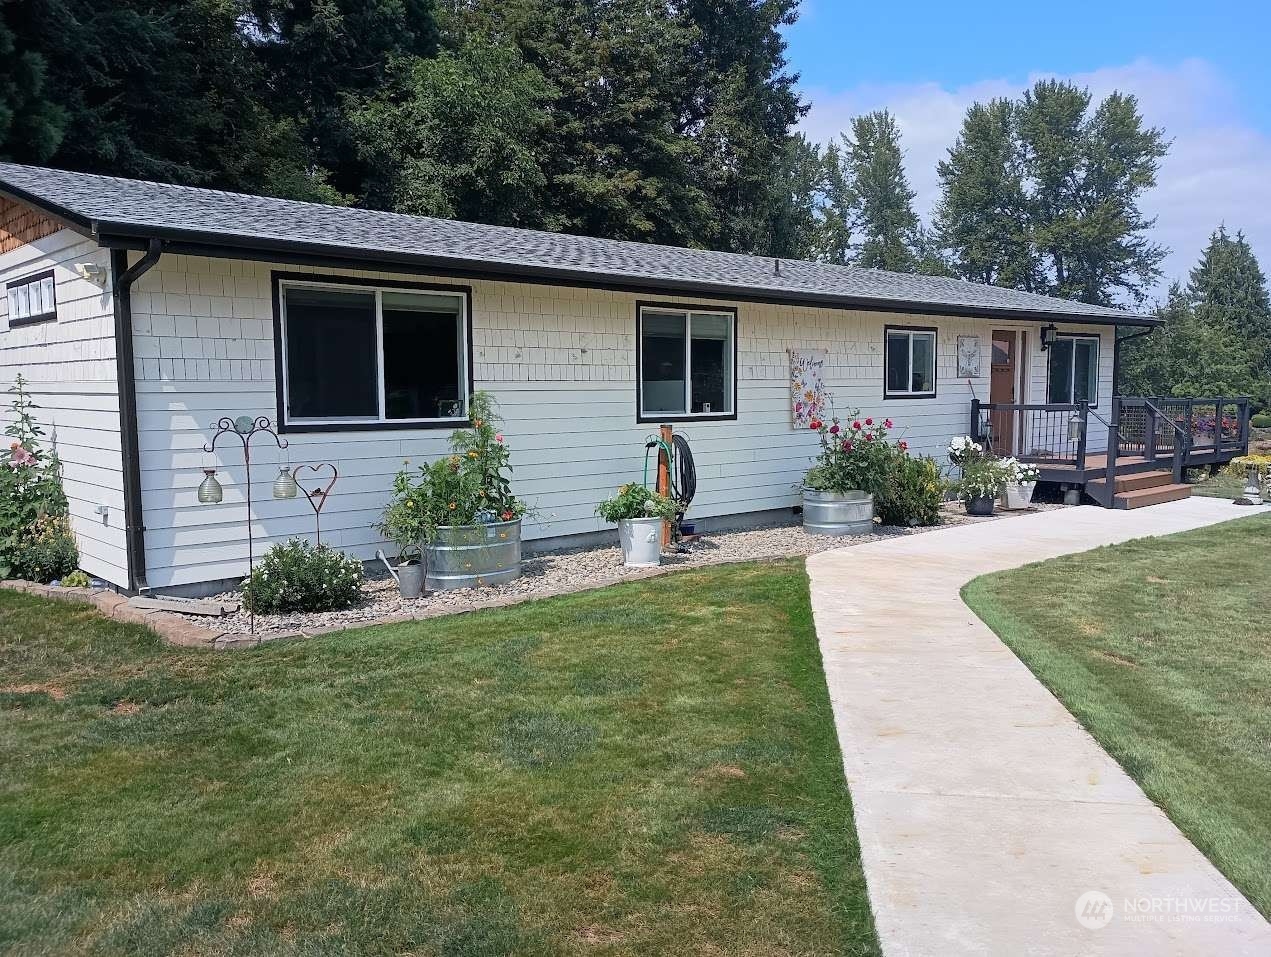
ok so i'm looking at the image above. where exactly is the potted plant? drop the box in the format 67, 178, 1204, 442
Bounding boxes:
596, 484, 679, 567
1000, 457, 1041, 510
802, 412, 897, 535
379, 392, 528, 592
948, 436, 1009, 515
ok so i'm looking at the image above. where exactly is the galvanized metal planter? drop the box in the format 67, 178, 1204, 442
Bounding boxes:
425, 519, 522, 591
802, 488, 875, 536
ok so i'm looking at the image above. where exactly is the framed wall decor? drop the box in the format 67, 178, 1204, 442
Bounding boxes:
957, 335, 982, 378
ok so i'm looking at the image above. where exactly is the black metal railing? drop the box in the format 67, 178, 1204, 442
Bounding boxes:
971, 400, 1090, 467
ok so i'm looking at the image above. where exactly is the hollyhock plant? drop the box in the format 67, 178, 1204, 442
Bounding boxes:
804, 410, 902, 497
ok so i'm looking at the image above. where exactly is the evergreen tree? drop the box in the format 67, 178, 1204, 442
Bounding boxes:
1188, 226, 1271, 361
815, 139, 852, 265
837, 110, 920, 272
741, 133, 826, 260
934, 98, 1037, 289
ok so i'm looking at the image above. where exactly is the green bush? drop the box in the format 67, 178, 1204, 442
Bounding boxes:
595, 483, 678, 523
1251, 413, 1271, 429
61, 570, 91, 589
241, 539, 364, 614
9, 515, 79, 583
875, 455, 944, 527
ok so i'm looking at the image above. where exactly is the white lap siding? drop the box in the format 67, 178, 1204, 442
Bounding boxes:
0, 228, 126, 585
126, 252, 1116, 589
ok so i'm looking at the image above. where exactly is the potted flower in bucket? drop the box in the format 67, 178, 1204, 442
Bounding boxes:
999, 457, 1040, 510
596, 484, 679, 567
948, 436, 1009, 515
380, 392, 528, 592
802, 413, 896, 535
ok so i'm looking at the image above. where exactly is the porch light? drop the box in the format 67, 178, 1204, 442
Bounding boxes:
1067, 410, 1083, 442
272, 466, 299, 500
197, 468, 224, 504
1040, 324, 1058, 351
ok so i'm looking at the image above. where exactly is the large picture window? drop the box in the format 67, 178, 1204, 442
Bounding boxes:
884, 326, 937, 398
1047, 335, 1099, 406
278, 278, 468, 428
637, 305, 736, 420
5, 270, 56, 327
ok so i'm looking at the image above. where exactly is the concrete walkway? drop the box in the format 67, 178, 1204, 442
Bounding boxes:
806, 498, 1271, 956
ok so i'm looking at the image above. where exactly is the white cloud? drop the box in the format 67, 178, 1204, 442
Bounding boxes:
799, 58, 1271, 302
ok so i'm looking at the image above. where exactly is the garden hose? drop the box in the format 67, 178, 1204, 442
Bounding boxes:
642, 434, 697, 547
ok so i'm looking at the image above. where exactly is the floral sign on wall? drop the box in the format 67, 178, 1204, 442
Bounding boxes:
790, 348, 828, 429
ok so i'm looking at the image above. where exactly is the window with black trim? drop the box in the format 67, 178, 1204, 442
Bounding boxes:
279, 279, 468, 426
1047, 335, 1099, 405
638, 306, 735, 418
5, 270, 56, 327
884, 327, 937, 397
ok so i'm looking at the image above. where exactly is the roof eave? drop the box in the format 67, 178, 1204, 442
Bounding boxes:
88, 219, 1157, 327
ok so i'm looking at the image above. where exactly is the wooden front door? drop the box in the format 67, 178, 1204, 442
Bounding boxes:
989, 330, 1018, 455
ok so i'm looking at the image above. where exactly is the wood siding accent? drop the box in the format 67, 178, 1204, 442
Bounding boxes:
0, 198, 61, 254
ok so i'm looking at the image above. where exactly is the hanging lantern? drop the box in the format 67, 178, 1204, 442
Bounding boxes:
1040, 323, 1058, 351
197, 468, 224, 504
272, 466, 299, 500
1067, 410, 1083, 442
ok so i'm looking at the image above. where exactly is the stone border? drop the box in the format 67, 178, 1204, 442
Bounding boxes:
0, 557, 757, 651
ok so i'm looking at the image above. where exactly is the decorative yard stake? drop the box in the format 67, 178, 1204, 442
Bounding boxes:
294, 463, 338, 544
198, 415, 290, 637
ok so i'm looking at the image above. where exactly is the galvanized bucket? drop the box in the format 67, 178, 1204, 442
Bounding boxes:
802, 488, 874, 536
425, 519, 522, 591
617, 517, 663, 567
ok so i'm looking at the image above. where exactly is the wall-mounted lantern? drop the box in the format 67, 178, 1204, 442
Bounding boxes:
1040, 323, 1059, 352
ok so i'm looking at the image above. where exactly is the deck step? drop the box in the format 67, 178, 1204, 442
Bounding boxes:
1086, 470, 1176, 495
1113, 483, 1193, 509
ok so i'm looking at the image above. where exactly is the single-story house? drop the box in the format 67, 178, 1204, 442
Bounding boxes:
1, 162, 1241, 595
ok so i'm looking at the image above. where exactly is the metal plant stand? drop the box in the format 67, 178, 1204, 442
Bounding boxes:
294, 463, 338, 544
199, 415, 289, 638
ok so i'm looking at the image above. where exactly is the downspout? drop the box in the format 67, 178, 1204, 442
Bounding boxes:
1112, 326, 1154, 397
111, 239, 164, 593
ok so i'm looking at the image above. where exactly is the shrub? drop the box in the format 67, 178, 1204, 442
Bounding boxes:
380, 392, 527, 555
1251, 413, 1271, 429
875, 454, 944, 527
9, 515, 79, 583
61, 570, 91, 589
596, 484, 678, 523
241, 539, 363, 614
1, 375, 76, 581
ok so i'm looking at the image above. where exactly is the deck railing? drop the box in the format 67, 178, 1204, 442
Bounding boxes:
970, 395, 1251, 489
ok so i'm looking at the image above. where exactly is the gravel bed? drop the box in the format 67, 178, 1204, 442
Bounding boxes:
189, 502, 1066, 641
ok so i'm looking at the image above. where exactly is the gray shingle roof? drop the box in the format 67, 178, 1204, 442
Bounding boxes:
0, 162, 1153, 324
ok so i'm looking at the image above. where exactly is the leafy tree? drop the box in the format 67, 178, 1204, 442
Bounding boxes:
934, 98, 1037, 289
816, 139, 853, 265
833, 110, 920, 272
350, 38, 554, 226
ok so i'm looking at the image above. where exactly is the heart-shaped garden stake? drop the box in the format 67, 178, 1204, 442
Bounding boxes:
293, 462, 339, 544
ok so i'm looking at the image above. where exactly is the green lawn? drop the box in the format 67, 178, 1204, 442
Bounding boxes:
0, 561, 878, 956
964, 514, 1271, 917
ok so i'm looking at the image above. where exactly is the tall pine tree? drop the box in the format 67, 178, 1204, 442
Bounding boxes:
833, 110, 920, 272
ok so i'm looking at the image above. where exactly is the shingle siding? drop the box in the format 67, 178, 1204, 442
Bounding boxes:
129, 253, 1116, 589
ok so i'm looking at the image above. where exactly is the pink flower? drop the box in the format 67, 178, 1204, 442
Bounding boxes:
843, 441, 853, 452
865, 417, 873, 426
865, 434, 875, 442
852, 420, 862, 430
884, 419, 893, 429
899, 441, 908, 451
828, 424, 840, 435
8, 446, 36, 468
495, 434, 504, 443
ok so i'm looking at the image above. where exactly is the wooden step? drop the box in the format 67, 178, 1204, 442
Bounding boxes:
1086, 470, 1176, 495
1113, 483, 1193, 509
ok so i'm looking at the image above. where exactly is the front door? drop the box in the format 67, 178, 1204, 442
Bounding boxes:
989, 330, 1018, 455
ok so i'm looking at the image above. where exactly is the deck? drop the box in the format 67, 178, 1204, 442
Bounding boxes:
971, 396, 1251, 508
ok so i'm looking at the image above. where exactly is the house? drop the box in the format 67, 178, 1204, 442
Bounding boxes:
0, 163, 1249, 595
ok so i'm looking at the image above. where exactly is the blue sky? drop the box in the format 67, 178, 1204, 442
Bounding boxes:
783, 1, 1271, 299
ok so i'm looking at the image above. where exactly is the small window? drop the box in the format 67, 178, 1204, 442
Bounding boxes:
5, 270, 56, 327
638, 306, 735, 419
1047, 336, 1099, 406
884, 327, 937, 398
280, 280, 468, 427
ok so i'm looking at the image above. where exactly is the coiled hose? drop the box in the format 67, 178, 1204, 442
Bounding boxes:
643, 433, 697, 542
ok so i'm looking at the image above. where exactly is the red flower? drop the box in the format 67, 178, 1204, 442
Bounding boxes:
899, 441, 908, 451
865, 434, 874, 442
884, 419, 893, 429
865, 417, 873, 426
828, 424, 840, 435
843, 441, 853, 452
809, 419, 822, 430
852, 420, 862, 430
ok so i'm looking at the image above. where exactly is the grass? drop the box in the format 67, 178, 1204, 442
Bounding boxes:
963, 513, 1271, 917
0, 560, 879, 956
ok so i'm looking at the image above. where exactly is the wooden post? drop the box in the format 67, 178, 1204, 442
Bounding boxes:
658, 423, 673, 549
